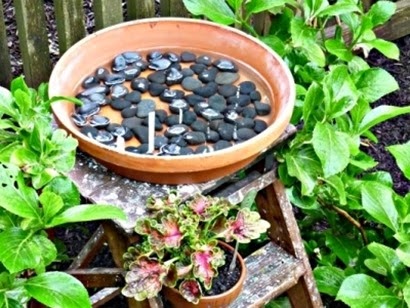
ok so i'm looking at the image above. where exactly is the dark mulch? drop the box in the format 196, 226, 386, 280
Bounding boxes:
1, 0, 409, 307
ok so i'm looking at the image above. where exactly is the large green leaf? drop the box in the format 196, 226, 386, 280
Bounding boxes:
355, 68, 398, 103
324, 39, 353, 62
25, 272, 91, 308
313, 266, 345, 296
396, 242, 410, 267
325, 233, 358, 266
0, 165, 41, 220
368, 38, 400, 60
47, 204, 126, 228
358, 105, 410, 134
387, 141, 410, 180
323, 175, 347, 205
361, 181, 399, 231
337, 274, 401, 307
404, 278, 410, 307
303, 82, 325, 129
285, 146, 321, 196
319, 0, 359, 17
312, 122, 350, 178
245, 0, 291, 15
43, 176, 80, 208
0, 228, 56, 273
39, 191, 64, 225
182, 0, 236, 25
367, 1, 396, 26
365, 242, 403, 277
0, 86, 15, 117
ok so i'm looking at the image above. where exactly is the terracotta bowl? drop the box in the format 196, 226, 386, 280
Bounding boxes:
49, 18, 295, 184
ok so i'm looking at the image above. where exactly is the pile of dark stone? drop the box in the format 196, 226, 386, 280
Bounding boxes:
73, 50, 272, 156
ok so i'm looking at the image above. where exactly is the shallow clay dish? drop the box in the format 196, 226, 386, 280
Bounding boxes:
49, 18, 295, 184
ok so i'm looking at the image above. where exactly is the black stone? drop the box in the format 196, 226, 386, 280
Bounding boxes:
182, 110, 197, 125
208, 94, 227, 112
125, 146, 140, 154
181, 68, 195, 77
131, 77, 149, 93
112, 55, 127, 72
164, 52, 180, 63
159, 143, 182, 156
185, 94, 206, 106
179, 147, 194, 155
71, 113, 87, 127
184, 131, 206, 145
90, 115, 110, 128
213, 140, 232, 151
165, 68, 184, 85
206, 130, 220, 143
239, 81, 256, 94
104, 73, 126, 86
154, 136, 169, 149
181, 51, 196, 62
122, 117, 143, 129
201, 108, 224, 121
196, 55, 212, 66
191, 119, 208, 132
111, 98, 131, 110
254, 101, 272, 116
95, 67, 109, 81
121, 107, 138, 118
77, 102, 100, 116
107, 123, 133, 140
213, 59, 238, 72
111, 84, 128, 99
80, 126, 99, 139
165, 115, 180, 126
136, 144, 149, 154
142, 116, 163, 131
135, 60, 149, 71
215, 72, 239, 85
195, 145, 212, 154
237, 128, 256, 141
147, 51, 162, 61
198, 67, 218, 83
169, 99, 190, 114
170, 63, 182, 70
88, 93, 108, 106
242, 106, 257, 119
169, 135, 187, 147
181, 77, 203, 91
190, 63, 207, 75
155, 109, 168, 123
227, 94, 251, 107
218, 84, 238, 97
160, 89, 185, 103
217, 123, 235, 141
137, 99, 156, 118
82, 75, 99, 88
149, 58, 172, 71
148, 71, 166, 84
165, 124, 190, 138
132, 125, 149, 143
80, 85, 109, 97
193, 102, 210, 116
209, 119, 224, 131
249, 90, 262, 101
148, 83, 167, 96
193, 82, 218, 98
123, 67, 141, 80
122, 51, 142, 64
124, 91, 141, 103
223, 109, 240, 124
254, 119, 268, 133
94, 130, 115, 144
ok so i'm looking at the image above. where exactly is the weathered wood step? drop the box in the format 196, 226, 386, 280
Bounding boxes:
230, 241, 306, 308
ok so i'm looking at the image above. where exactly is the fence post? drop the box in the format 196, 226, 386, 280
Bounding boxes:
13, 0, 52, 87
54, 0, 86, 54
0, 3, 12, 87
94, 0, 123, 30
127, 0, 155, 20
160, 0, 189, 17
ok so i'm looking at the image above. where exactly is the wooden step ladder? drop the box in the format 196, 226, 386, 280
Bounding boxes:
66, 125, 323, 308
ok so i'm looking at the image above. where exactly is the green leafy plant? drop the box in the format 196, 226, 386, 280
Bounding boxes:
0, 77, 126, 308
182, 0, 410, 306
122, 191, 270, 304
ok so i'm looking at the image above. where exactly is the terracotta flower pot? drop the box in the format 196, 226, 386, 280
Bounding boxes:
162, 242, 247, 308
49, 18, 295, 184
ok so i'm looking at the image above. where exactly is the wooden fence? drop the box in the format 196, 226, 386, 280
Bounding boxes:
1, 0, 410, 88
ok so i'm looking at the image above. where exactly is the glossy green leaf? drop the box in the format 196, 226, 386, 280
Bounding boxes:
325, 233, 358, 266
368, 38, 400, 60
303, 82, 324, 128
367, 1, 396, 26
287, 187, 319, 210
246, 0, 291, 15
302, 41, 326, 67
324, 39, 353, 61
337, 274, 401, 307
355, 68, 398, 103
0, 228, 55, 273
348, 56, 370, 74
358, 105, 410, 134
40, 191, 64, 223
323, 175, 347, 205
396, 242, 410, 267
47, 204, 126, 228
387, 141, 410, 180
182, 0, 236, 25
43, 176, 80, 207
10, 76, 29, 96
240, 189, 257, 209
285, 146, 321, 195
318, 0, 359, 17
365, 242, 402, 277
312, 123, 350, 177
261, 35, 286, 57
404, 279, 410, 307
25, 272, 91, 308
0, 86, 15, 117
313, 266, 345, 296
361, 181, 399, 231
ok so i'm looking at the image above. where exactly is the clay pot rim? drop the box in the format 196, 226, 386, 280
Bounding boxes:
164, 241, 247, 301
49, 17, 295, 166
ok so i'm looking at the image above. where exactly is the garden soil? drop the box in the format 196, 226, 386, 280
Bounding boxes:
2, 0, 409, 307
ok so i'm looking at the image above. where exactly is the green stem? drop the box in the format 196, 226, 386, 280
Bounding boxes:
228, 241, 240, 273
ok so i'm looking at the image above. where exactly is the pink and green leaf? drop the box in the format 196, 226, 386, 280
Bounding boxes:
147, 191, 181, 211
134, 218, 152, 235
224, 208, 270, 243
192, 246, 218, 289
179, 279, 202, 304
149, 214, 183, 250
122, 257, 168, 300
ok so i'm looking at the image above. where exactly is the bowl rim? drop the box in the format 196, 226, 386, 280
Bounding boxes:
49, 17, 295, 172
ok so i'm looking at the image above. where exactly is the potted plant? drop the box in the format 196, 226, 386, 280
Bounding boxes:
121, 190, 270, 307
